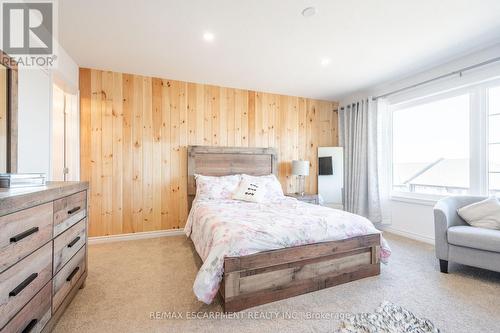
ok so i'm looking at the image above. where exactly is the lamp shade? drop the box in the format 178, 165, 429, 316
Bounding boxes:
292, 160, 310, 176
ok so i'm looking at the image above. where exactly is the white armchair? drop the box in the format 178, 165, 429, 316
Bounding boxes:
434, 196, 500, 273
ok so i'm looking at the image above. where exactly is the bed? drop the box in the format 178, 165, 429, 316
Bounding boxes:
185, 146, 390, 312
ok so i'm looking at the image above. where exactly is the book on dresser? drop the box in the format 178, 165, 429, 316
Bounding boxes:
0, 174, 47, 189
0, 181, 89, 333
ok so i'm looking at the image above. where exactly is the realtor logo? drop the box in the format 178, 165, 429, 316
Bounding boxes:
2, 2, 53, 54
1, 0, 57, 67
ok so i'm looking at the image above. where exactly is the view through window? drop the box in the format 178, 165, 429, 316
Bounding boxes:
392, 94, 470, 195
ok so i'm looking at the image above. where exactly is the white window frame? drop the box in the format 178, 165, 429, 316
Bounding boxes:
387, 78, 500, 204
485, 81, 500, 194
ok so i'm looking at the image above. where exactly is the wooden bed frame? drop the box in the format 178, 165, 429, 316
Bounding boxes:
187, 145, 381, 312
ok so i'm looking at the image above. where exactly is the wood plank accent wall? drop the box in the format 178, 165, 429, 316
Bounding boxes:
80, 68, 339, 237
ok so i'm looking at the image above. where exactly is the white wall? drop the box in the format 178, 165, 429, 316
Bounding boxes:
52, 43, 79, 93
383, 201, 436, 244
17, 68, 51, 176
339, 42, 500, 106
339, 42, 500, 244
17, 42, 79, 179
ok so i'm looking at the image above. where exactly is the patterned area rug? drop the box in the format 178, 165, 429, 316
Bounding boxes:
336, 301, 440, 333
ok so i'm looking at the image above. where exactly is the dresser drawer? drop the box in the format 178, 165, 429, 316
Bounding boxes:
53, 245, 86, 312
53, 191, 87, 237
53, 218, 86, 274
0, 202, 53, 273
0, 282, 51, 333
0, 242, 52, 328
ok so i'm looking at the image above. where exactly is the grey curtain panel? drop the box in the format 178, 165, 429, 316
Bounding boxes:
339, 99, 382, 223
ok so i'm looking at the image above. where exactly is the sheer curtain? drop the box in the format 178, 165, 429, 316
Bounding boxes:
339, 98, 387, 224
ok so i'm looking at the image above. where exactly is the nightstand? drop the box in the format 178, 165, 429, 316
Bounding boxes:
286, 193, 321, 205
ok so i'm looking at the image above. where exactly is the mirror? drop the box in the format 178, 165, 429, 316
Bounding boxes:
0, 64, 7, 173
318, 147, 344, 210
0, 50, 18, 173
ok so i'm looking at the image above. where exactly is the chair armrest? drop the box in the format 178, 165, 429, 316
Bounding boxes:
434, 203, 452, 260
434, 200, 462, 229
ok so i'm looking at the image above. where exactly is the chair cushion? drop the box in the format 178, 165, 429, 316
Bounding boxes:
457, 196, 500, 230
448, 226, 500, 252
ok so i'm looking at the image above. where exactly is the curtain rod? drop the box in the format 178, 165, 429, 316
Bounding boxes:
372, 56, 500, 101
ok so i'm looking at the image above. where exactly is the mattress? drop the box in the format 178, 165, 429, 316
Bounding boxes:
184, 197, 391, 304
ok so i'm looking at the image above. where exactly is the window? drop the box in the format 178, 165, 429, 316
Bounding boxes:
392, 94, 470, 195
389, 80, 500, 199
489, 86, 500, 194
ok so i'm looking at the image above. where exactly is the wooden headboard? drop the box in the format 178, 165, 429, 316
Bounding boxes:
187, 146, 277, 202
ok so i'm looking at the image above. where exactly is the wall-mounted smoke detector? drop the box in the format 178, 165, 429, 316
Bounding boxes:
302, 7, 317, 17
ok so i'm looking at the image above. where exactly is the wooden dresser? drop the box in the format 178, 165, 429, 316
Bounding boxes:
0, 182, 89, 333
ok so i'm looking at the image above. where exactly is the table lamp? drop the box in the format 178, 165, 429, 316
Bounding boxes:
292, 160, 309, 196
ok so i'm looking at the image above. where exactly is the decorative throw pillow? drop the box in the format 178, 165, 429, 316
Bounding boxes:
240, 174, 284, 201
457, 196, 500, 230
232, 179, 266, 203
195, 174, 241, 200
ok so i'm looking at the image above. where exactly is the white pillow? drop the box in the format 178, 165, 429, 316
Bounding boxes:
241, 174, 284, 201
195, 174, 241, 200
232, 179, 266, 203
457, 196, 500, 230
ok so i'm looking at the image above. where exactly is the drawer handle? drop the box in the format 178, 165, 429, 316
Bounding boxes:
66, 266, 80, 282
10, 227, 39, 243
67, 206, 81, 215
9, 273, 38, 297
67, 236, 81, 248
22, 319, 38, 333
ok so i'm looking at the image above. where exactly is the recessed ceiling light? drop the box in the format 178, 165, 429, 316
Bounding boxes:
321, 58, 331, 66
302, 6, 317, 17
203, 32, 215, 42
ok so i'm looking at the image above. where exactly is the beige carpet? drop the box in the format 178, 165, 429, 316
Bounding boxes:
53, 233, 500, 333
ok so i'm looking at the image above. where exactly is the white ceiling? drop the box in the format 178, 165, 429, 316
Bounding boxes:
59, 0, 500, 101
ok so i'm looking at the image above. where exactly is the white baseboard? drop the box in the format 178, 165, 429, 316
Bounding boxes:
88, 229, 185, 245
89, 225, 435, 247
381, 226, 435, 245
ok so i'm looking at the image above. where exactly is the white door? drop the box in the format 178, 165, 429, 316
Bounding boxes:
51, 84, 79, 181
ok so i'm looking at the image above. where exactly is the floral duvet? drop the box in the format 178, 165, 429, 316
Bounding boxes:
184, 197, 391, 304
